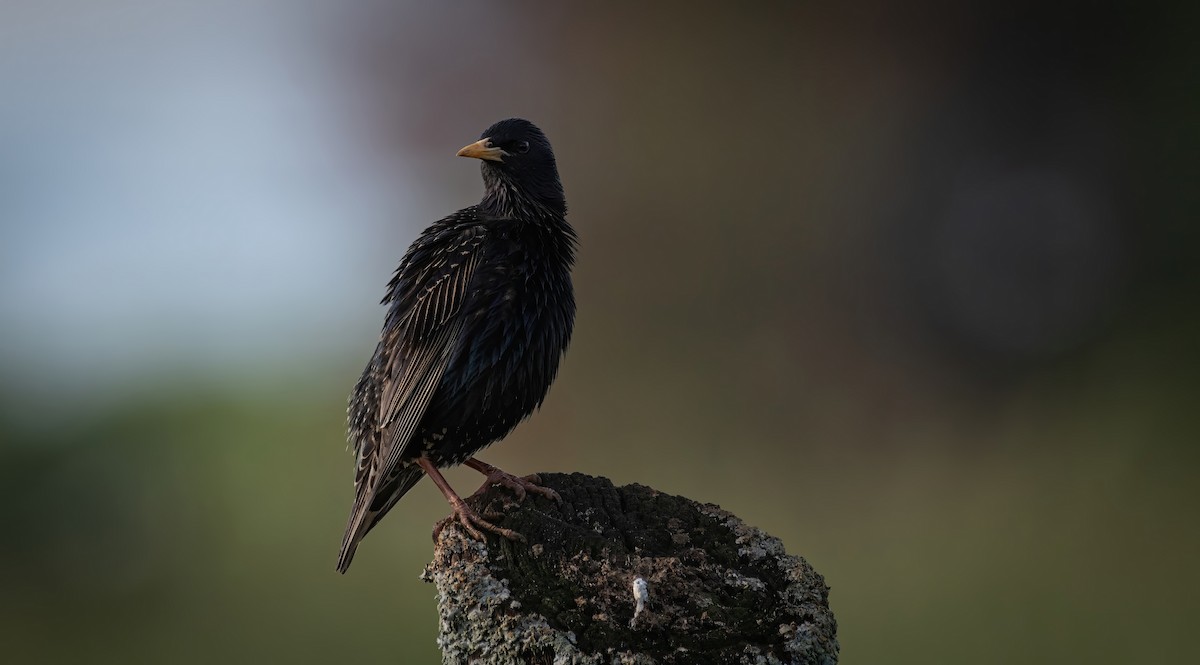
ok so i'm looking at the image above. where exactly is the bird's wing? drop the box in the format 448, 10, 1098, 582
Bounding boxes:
341, 222, 486, 534
376, 224, 486, 466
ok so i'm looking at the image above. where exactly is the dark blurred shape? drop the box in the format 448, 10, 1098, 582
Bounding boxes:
879, 2, 1131, 374
929, 169, 1119, 361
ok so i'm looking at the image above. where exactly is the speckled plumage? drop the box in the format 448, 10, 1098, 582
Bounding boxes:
337, 119, 575, 573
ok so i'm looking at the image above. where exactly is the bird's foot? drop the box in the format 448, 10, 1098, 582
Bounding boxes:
465, 458, 562, 504
433, 498, 525, 543
416, 456, 526, 543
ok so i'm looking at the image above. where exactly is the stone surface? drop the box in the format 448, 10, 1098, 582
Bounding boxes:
422, 472, 838, 664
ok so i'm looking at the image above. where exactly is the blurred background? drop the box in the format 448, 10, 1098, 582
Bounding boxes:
2, 1, 1197, 663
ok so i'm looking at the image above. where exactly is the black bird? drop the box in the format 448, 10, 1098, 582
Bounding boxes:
336, 119, 576, 573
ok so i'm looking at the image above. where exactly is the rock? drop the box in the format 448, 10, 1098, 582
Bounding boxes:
422, 473, 838, 664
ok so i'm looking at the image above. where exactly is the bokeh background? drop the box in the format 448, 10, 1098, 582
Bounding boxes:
2, 1, 1197, 663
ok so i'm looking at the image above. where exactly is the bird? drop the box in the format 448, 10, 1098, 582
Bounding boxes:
336, 118, 576, 573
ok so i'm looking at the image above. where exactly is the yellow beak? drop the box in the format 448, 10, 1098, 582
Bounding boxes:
456, 138, 507, 162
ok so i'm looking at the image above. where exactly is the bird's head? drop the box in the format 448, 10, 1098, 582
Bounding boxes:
458, 118, 564, 214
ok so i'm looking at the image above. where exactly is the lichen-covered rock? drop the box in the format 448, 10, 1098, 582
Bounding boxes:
422, 473, 838, 664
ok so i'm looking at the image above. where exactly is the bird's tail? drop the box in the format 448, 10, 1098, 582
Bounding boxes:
336, 466, 426, 573
335, 492, 375, 574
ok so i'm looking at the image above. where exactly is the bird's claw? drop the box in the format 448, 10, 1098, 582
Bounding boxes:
433, 500, 526, 543
470, 470, 562, 504
519, 474, 563, 503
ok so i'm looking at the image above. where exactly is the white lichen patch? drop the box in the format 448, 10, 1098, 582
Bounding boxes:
723, 569, 767, 591
630, 577, 649, 627
423, 528, 607, 665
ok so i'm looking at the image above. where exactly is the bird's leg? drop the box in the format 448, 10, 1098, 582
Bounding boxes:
464, 457, 562, 503
415, 457, 525, 543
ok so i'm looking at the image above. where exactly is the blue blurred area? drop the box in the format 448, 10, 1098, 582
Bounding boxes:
1, 2, 1197, 663
0, 0, 414, 400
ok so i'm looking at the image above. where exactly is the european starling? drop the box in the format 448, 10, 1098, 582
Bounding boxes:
336, 119, 576, 573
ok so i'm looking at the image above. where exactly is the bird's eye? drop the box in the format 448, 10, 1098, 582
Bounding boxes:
515, 140, 530, 154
